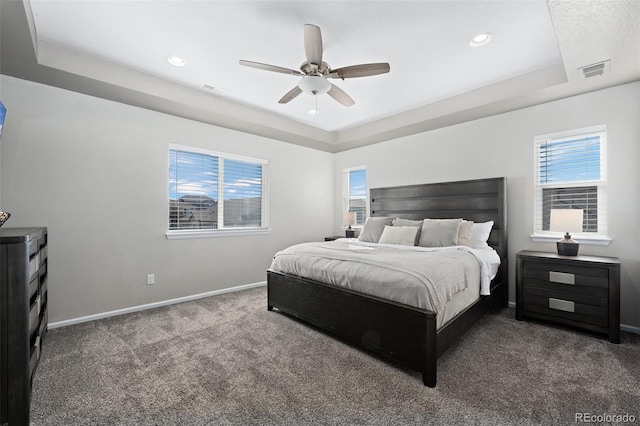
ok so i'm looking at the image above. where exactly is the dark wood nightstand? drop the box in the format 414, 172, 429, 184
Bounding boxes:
516, 250, 620, 343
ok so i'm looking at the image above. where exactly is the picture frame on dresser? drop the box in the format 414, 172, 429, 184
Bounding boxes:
516, 250, 620, 343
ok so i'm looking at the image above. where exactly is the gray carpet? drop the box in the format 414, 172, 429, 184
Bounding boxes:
31, 286, 639, 425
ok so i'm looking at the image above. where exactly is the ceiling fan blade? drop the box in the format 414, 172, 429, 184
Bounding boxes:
304, 24, 323, 66
239, 60, 303, 76
278, 86, 303, 104
327, 63, 391, 79
327, 83, 355, 107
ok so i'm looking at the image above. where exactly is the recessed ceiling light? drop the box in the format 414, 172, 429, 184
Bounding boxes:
166, 55, 186, 67
308, 109, 320, 116
469, 33, 492, 47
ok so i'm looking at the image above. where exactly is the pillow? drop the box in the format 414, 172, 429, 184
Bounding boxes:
378, 225, 420, 246
418, 218, 463, 247
470, 221, 494, 249
358, 216, 395, 243
457, 220, 474, 247
392, 218, 423, 245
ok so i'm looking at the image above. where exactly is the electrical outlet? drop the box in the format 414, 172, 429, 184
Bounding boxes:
147, 274, 155, 285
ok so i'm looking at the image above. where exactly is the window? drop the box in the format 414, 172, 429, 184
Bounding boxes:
343, 167, 367, 226
168, 144, 268, 237
533, 125, 608, 242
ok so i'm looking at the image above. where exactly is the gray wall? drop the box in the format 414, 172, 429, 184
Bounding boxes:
334, 81, 640, 330
2, 73, 639, 331
0, 75, 334, 323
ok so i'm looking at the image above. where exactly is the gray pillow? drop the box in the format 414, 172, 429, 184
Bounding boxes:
358, 216, 395, 243
393, 218, 423, 245
419, 218, 463, 247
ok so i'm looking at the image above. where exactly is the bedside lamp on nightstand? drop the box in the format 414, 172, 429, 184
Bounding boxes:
550, 208, 583, 256
343, 212, 356, 238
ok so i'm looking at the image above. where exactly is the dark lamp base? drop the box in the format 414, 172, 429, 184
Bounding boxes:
556, 240, 579, 256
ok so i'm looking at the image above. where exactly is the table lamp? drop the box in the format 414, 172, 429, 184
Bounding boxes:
343, 212, 356, 238
550, 209, 583, 256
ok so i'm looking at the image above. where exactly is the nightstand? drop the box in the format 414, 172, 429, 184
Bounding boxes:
324, 236, 343, 241
516, 250, 620, 343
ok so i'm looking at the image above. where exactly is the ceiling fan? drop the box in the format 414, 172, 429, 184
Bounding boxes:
239, 24, 390, 107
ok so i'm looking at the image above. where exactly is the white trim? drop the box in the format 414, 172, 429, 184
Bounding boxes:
169, 143, 268, 165
507, 302, 638, 335
533, 124, 607, 143
530, 233, 611, 246
621, 324, 640, 335
166, 228, 270, 239
48, 281, 267, 330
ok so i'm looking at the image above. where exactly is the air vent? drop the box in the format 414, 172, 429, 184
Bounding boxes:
200, 84, 229, 97
578, 60, 610, 79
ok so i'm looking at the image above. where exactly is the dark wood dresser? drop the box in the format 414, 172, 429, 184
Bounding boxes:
0, 227, 48, 425
516, 250, 620, 343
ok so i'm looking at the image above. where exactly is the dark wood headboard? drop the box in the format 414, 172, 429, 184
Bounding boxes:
370, 177, 507, 260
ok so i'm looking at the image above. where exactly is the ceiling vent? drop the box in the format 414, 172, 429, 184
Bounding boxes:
578, 60, 610, 79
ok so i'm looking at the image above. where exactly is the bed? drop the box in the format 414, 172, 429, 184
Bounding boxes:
267, 177, 508, 387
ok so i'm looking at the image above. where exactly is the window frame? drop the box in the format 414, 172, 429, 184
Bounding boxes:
530, 125, 610, 246
167, 144, 269, 239
342, 166, 367, 228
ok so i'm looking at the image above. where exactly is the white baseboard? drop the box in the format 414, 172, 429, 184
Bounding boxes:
48, 281, 267, 330
507, 301, 639, 335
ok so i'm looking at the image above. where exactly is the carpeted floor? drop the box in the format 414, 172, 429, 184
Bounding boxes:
31, 286, 640, 425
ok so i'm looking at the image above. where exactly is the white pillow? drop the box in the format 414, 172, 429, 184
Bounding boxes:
358, 216, 395, 243
378, 225, 419, 246
470, 221, 494, 249
419, 218, 462, 247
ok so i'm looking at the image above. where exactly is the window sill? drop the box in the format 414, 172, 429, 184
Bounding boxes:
166, 228, 271, 240
530, 233, 611, 246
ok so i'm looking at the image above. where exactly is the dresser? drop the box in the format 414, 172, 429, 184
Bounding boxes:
516, 250, 620, 343
0, 227, 48, 426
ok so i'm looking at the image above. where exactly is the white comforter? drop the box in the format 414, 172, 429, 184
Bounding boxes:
269, 239, 500, 314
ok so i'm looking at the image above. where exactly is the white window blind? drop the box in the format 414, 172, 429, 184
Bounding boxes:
169, 144, 268, 233
533, 126, 607, 237
342, 167, 367, 226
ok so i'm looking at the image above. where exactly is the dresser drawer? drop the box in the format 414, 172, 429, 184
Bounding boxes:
28, 276, 39, 300
29, 335, 41, 379
28, 295, 41, 337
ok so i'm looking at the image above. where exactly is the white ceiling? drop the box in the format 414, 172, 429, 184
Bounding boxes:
1, 1, 639, 152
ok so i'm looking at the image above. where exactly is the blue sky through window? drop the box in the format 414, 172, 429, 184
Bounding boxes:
349, 169, 366, 198
539, 135, 601, 184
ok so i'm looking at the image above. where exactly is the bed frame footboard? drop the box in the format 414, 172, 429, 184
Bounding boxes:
267, 270, 439, 386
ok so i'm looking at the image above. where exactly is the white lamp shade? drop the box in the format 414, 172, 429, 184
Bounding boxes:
343, 212, 357, 226
550, 209, 583, 233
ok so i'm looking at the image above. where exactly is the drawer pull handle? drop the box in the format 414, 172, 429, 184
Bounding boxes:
549, 298, 575, 313
549, 271, 575, 285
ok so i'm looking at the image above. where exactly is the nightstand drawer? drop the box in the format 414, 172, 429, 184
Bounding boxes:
523, 287, 607, 327
521, 259, 609, 289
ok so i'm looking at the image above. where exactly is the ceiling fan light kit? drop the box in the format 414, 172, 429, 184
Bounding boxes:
240, 24, 390, 108
298, 75, 331, 95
